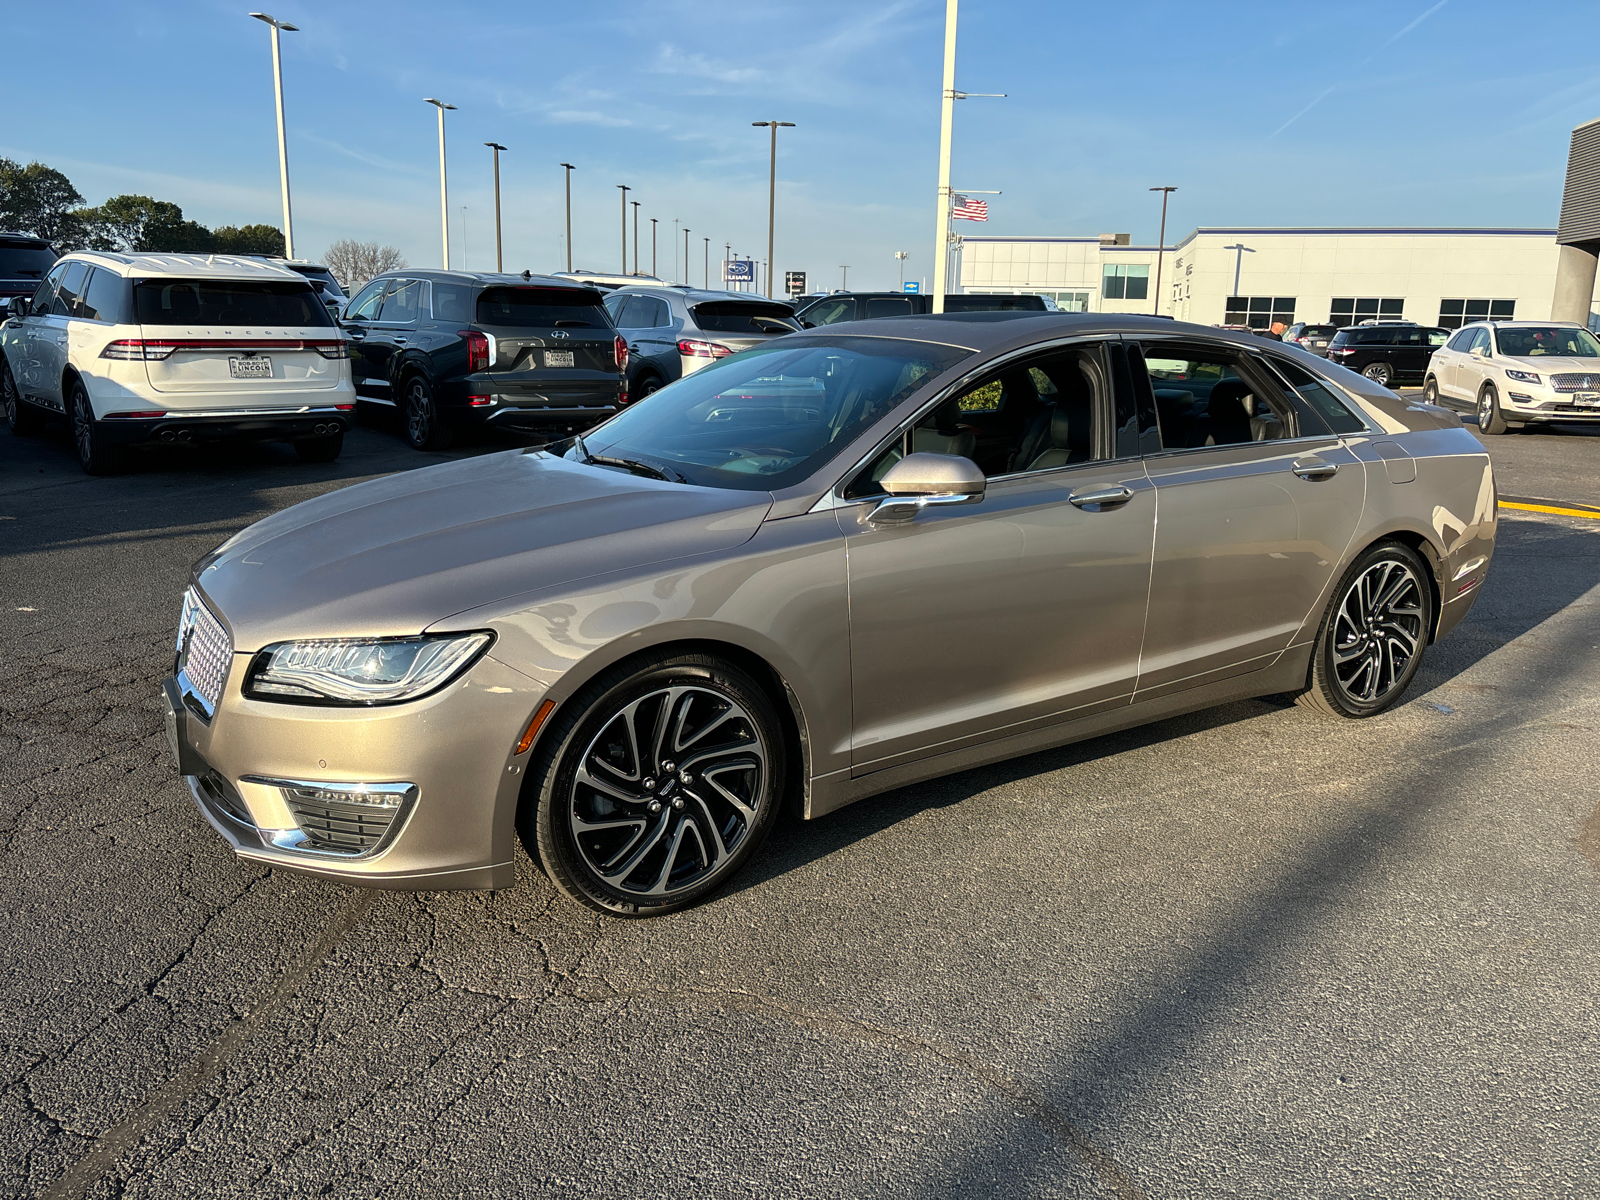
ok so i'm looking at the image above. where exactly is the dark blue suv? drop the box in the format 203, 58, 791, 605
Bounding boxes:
339, 270, 627, 450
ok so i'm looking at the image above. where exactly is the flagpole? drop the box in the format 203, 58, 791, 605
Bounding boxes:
931, 0, 958, 316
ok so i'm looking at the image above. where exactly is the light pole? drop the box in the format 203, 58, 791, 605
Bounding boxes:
650, 217, 658, 277
460, 205, 467, 270
249, 13, 298, 259
615, 185, 631, 275
1223, 243, 1255, 302
631, 201, 640, 275
485, 142, 506, 272
895, 250, 909, 289
724, 242, 731, 288
704, 237, 710, 289
929, 0, 1004, 314
751, 120, 795, 297
1149, 186, 1177, 316
840, 265, 850, 290
683, 228, 691, 287
559, 163, 576, 271
424, 98, 456, 268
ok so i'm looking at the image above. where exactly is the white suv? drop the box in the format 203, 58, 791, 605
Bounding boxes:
1, 252, 354, 473
1423, 320, 1600, 434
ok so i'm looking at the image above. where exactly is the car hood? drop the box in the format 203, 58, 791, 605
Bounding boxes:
1499, 356, 1600, 375
194, 449, 773, 651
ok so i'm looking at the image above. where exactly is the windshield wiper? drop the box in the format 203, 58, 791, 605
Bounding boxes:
588, 451, 687, 483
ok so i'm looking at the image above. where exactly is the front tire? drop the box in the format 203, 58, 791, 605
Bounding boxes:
3, 358, 42, 435
1477, 383, 1507, 435
402, 374, 454, 451
294, 431, 344, 463
1297, 542, 1434, 718
1422, 376, 1441, 406
525, 652, 786, 916
69, 377, 123, 475
1362, 361, 1393, 388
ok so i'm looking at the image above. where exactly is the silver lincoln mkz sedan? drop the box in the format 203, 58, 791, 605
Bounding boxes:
165, 313, 1497, 916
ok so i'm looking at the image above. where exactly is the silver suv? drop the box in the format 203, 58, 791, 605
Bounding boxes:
603, 285, 799, 398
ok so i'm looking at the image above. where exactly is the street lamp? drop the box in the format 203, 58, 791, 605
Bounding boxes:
424, 98, 456, 269
616, 185, 630, 275
631, 201, 640, 275
559, 163, 576, 272
895, 250, 909, 289
752, 120, 795, 297
1223, 243, 1255, 303
249, 13, 298, 259
930, 0, 1004, 313
703, 237, 710, 289
683, 228, 691, 287
485, 142, 507, 272
650, 217, 658, 277
1149, 186, 1177, 317
840, 265, 850, 290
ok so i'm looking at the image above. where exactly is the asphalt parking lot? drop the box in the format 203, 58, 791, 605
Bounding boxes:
4, 406, 1600, 1199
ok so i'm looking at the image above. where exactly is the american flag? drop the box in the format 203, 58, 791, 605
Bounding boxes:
951, 194, 988, 221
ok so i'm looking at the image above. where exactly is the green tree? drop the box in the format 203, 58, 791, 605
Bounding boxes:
0, 159, 86, 248
76, 195, 215, 253
213, 224, 286, 256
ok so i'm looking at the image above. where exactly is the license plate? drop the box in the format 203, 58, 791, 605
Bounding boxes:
228, 356, 272, 378
543, 350, 575, 369
1313, 341, 1328, 348
1575, 392, 1600, 406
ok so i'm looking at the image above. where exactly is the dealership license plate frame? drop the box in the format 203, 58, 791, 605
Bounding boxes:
228, 356, 273, 379
543, 350, 575, 369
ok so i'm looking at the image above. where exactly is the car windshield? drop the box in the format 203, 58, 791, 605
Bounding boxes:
133, 279, 334, 327
1297, 326, 1337, 338
0, 245, 55, 280
571, 336, 972, 491
1495, 326, 1600, 358
477, 285, 608, 327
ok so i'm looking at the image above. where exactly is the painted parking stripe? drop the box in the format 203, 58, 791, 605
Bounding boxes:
1499, 500, 1600, 520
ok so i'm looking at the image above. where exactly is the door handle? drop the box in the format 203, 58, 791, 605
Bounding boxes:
1067, 484, 1133, 509
393, 337, 408, 345
1292, 456, 1340, 479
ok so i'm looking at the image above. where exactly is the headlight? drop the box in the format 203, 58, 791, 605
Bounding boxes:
244, 632, 493, 705
1504, 369, 1541, 384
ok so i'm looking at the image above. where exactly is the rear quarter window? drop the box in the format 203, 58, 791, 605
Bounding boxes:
134, 279, 333, 327
80, 268, 130, 323
1271, 357, 1367, 434
476, 286, 609, 327
691, 301, 800, 334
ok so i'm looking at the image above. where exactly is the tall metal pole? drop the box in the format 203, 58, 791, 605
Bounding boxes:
251, 14, 299, 259
931, 0, 958, 314
683, 228, 691, 287
704, 237, 710, 289
616, 185, 630, 275
840, 265, 850, 290
895, 250, 908, 288
752, 121, 795, 297
631, 201, 640, 275
1149, 186, 1177, 316
650, 218, 658, 277
425, 99, 456, 269
560, 163, 575, 272
673, 219, 680, 282
486, 142, 506, 272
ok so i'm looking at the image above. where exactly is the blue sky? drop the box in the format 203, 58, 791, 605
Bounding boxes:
8, 1, 1599, 291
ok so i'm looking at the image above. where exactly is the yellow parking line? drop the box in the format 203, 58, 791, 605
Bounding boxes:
1499, 501, 1600, 520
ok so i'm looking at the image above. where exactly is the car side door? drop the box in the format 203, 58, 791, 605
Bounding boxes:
1130, 338, 1366, 698
18, 263, 67, 403
35, 261, 85, 410
838, 338, 1157, 773
340, 279, 390, 398
631, 296, 680, 386
364, 278, 425, 391
1456, 327, 1491, 400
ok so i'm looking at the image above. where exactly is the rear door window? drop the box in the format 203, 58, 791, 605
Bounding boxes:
377, 279, 425, 324
802, 298, 854, 325
134, 279, 334, 327
52, 262, 89, 317
865, 297, 915, 318
1268, 357, 1366, 434
476, 286, 608, 327
690, 301, 800, 334
1138, 345, 1300, 449
620, 296, 670, 328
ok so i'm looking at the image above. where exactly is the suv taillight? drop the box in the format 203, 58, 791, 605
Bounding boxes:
100, 340, 176, 360
614, 335, 628, 373
460, 330, 490, 372
678, 339, 731, 359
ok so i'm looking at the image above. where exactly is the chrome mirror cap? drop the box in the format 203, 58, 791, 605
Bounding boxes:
879, 452, 986, 498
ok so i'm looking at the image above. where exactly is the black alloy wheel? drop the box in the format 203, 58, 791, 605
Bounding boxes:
69, 377, 122, 475
637, 375, 662, 398
526, 652, 785, 916
1298, 542, 1433, 718
294, 431, 344, 463
1362, 361, 1393, 387
1477, 382, 1507, 435
403, 375, 453, 451
2, 358, 41, 435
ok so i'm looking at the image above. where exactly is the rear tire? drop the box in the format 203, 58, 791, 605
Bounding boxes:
1422, 376, 1441, 406
637, 375, 663, 398
3, 358, 42, 435
69, 377, 123, 475
1362, 362, 1393, 387
294, 431, 344, 463
523, 651, 786, 917
1297, 541, 1434, 719
402, 374, 454, 451
1477, 383, 1507, 434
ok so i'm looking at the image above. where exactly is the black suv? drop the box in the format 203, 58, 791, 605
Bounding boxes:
795, 291, 1047, 326
339, 270, 625, 449
1325, 323, 1449, 387
0, 233, 55, 315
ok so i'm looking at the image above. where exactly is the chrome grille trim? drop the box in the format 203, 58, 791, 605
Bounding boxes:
176, 587, 231, 717
1549, 372, 1600, 392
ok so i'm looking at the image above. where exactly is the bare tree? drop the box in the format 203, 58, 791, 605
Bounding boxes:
323, 239, 406, 291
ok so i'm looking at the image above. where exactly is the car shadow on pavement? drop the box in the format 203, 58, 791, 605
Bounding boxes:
735, 512, 1600, 899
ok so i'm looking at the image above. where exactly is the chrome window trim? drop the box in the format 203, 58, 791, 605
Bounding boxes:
1135, 431, 1345, 466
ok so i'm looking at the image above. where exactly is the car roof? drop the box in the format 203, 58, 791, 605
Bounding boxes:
781, 311, 1313, 353
56, 251, 306, 281
370, 268, 597, 290
1476, 319, 1586, 328
611, 284, 794, 305
0, 231, 52, 248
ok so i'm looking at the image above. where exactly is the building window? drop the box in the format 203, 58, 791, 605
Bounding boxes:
1438, 298, 1515, 329
1330, 297, 1405, 326
1102, 264, 1149, 300
1225, 296, 1296, 329
1051, 291, 1091, 312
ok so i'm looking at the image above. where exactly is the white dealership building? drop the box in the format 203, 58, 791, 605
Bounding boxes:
957, 226, 1600, 331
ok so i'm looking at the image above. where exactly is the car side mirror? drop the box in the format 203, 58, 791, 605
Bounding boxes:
800, 320, 815, 329
868, 452, 986, 525
5, 296, 28, 318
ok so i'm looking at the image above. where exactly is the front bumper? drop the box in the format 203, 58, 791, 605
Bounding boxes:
162, 647, 548, 890
1500, 389, 1600, 421
101, 406, 353, 446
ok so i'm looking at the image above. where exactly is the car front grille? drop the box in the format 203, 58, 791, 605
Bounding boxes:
176, 588, 231, 715
286, 795, 405, 854
1549, 373, 1600, 392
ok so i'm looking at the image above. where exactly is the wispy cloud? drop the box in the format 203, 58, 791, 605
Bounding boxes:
295, 132, 424, 175
547, 109, 634, 128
